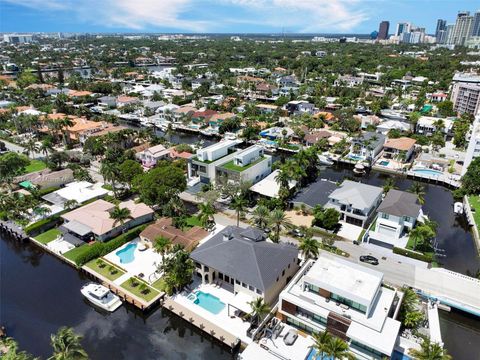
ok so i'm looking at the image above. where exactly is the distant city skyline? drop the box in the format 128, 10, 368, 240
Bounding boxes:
0, 0, 479, 34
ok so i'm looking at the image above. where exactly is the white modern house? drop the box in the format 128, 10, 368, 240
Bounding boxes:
415, 116, 454, 137
365, 189, 422, 249
325, 180, 383, 227
278, 255, 402, 359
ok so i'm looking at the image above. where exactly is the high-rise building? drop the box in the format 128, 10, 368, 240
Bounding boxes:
446, 24, 455, 44
377, 21, 390, 40
451, 73, 480, 116
435, 19, 447, 43
449, 11, 473, 45
472, 11, 480, 37
395, 22, 410, 36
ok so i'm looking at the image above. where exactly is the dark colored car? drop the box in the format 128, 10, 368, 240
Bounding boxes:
359, 255, 379, 265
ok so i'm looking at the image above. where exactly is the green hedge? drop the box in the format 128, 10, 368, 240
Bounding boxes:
25, 215, 62, 236
393, 247, 433, 263
36, 186, 61, 197
73, 224, 149, 266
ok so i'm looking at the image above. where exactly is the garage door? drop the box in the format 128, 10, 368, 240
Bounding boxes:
378, 224, 397, 237
345, 216, 363, 226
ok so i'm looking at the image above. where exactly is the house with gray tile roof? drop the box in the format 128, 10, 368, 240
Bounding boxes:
349, 132, 386, 161
325, 180, 383, 227
365, 189, 422, 249
190, 226, 299, 304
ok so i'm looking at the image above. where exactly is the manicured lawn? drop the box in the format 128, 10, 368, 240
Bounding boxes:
63, 243, 92, 263
85, 258, 125, 281
221, 156, 265, 172
24, 160, 47, 174
468, 196, 480, 229
34, 228, 61, 244
185, 215, 203, 228
121, 277, 159, 302
151, 278, 166, 292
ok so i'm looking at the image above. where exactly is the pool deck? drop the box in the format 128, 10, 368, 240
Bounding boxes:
163, 296, 241, 349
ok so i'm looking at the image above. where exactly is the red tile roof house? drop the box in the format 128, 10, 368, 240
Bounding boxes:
60, 199, 154, 243
383, 137, 417, 162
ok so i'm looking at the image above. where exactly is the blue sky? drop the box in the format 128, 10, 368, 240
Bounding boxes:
0, 0, 478, 34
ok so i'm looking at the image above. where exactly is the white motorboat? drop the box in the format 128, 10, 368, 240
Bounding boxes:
353, 163, 366, 175
81, 283, 122, 312
454, 202, 464, 215
318, 154, 334, 166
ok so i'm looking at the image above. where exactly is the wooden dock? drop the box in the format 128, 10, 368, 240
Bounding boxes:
163, 297, 241, 350
0, 220, 28, 241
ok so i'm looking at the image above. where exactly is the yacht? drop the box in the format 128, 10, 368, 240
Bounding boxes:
318, 154, 334, 166
81, 283, 122, 312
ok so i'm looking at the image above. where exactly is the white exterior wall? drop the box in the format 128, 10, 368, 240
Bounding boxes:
462, 116, 480, 175
375, 212, 416, 239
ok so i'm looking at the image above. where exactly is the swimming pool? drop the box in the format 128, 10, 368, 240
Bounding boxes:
379, 160, 390, 166
391, 350, 411, 360
412, 168, 443, 177
191, 291, 225, 314
348, 154, 364, 161
116, 243, 137, 264
305, 348, 333, 360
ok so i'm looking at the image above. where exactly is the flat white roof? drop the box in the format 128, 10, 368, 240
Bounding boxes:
303, 254, 382, 307
249, 169, 297, 198
54, 181, 108, 204
347, 317, 401, 355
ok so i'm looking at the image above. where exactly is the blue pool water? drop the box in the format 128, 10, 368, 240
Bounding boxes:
193, 291, 225, 314
305, 348, 333, 360
116, 243, 137, 264
379, 160, 390, 166
413, 168, 443, 177
348, 154, 364, 161
391, 350, 411, 360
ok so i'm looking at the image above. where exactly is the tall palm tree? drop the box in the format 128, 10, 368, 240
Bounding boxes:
198, 201, 216, 229
252, 205, 270, 229
154, 236, 172, 262
64, 199, 79, 210
268, 209, 292, 243
40, 138, 54, 163
24, 138, 39, 159
324, 336, 355, 360
409, 227, 425, 251
248, 297, 270, 324
100, 161, 119, 197
311, 331, 333, 360
409, 337, 452, 360
109, 206, 132, 227
231, 196, 247, 227
382, 177, 396, 194
409, 182, 426, 205
49, 326, 88, 360
1, 337, 36, 360
60, 117, 75, 146
298, 236, 320, 260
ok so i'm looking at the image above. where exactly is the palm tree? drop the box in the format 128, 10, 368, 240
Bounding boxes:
311, 331, 333, 360
100, 161, 119, 197
109, 206, 132, 227
59, 117, 75, 146
24, 138, 39, 159
198, 201, 216, 229
1, 337, 36, 360
298, 236, 320, 260
268, 209, 292, 243
382, 177, 396, 193
248, 297, 270, 324
408, 227, 425, 251
34, 206, 52, 219
252, 205, 270, 229
409, 337, 452, 360
409, 182, 426, 205
49, 326, 88, 360
64, 199, 79, 210
231, 196, 247, 227
154, 236, 172, 262
40, 138, 54, 163
324, 336, 354, 360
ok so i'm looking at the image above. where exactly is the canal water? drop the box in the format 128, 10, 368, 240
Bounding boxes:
0, 234, 234, 360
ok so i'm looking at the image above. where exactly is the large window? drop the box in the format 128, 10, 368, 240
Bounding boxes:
350, 340, 384, 359
330, 293, 367, 314
381, 213, 389, 219
297, 307, 327, 326
286, 317, 316, 334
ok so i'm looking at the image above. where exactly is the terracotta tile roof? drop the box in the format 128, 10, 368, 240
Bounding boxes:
117, 95, 139, 103
304, 130, 332, 143
68, 90, 93, 97
313, 111, 336, 122
384, 137, 416, 151
140, 217, 208, 251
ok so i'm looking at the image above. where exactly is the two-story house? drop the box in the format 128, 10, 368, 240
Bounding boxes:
365, 189, 422, 249
278, 255, 402, 359
325, 180, 383, 227
349, 132, 386, 162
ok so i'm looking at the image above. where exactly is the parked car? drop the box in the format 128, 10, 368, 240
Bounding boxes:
289, 228, 305, 238
359, 255, 379, 265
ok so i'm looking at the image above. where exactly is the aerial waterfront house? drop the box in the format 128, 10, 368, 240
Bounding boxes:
325, 180, 383, 227
365, 189, 422, 248
349, 132, 386, 162
382, 137, 417, 162
190, 226, 299, 305
60, 199, 154, 243
136, 144, 171, 168
278, 254, 402, 359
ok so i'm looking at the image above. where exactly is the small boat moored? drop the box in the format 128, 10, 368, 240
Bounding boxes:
81, 283, 122, 312
318, 154, 334, 166
454, 202, 464, 215
353, 163, 366, 175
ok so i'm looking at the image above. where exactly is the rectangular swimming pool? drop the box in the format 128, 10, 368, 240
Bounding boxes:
191, 291, 225, 314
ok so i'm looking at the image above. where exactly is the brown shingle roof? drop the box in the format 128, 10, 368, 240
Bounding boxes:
384, 137, 416, 151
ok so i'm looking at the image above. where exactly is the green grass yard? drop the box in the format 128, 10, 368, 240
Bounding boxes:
24, 160, 47, 174
85, 258, 125, 281
468, 196, 480, 230
63, 243, 92, 263
185, 215, 203, 228
151, 278, 166, 292
34, 228, 61, 244
121, 277, 159, 302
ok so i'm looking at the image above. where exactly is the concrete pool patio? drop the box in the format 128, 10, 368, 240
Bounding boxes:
104, 238, 162, 284
171, 280, 252, 344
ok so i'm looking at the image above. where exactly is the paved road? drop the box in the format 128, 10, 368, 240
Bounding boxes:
2, 139, 44, 159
